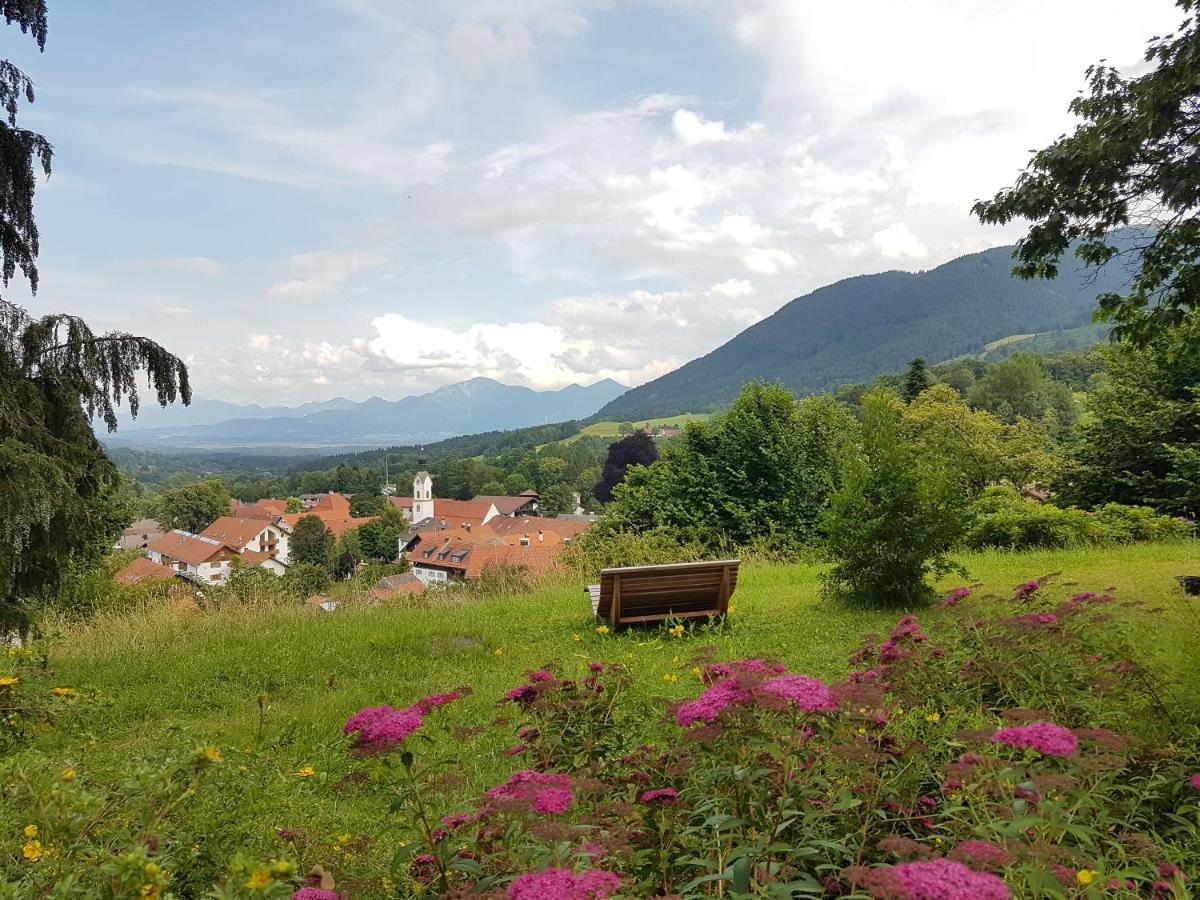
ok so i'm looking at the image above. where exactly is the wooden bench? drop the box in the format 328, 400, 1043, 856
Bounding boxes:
585, 559, 740, 628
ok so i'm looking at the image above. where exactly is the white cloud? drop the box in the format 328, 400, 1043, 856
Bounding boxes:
268, 249, 388, 299
671, 108, 753, 146
246, 334, 273, 352
161, 306, 191, 317
711, 278, 754, 298
873, 223, 927, 260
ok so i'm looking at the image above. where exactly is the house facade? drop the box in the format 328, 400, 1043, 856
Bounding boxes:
200, 516, 292, 574
148, 530, 235, 584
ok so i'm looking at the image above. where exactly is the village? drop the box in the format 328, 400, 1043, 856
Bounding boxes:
110, 454, 594, 603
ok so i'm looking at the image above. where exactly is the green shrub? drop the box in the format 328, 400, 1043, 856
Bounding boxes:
963, 486, 1192, 550
822, 390, 966, 607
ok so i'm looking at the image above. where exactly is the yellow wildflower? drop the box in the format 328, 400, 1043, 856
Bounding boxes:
337, 833, 351, 844
0, 674, 18, 687
925, 712, 941, 723
295, 766, 315, 778
691, 666, 702, 677
662, 673, 678, 684
23, 824, 37, 838
1076, 870, 1094, 886
494, 647, 504, 657
140, 886, 161, 900
61, 768, 76, 782
50, 686, 76, 697
204, 746, 223, 764
856, 727, 867, 735
596, 625, 610, 635
672, 655, 680, 664
245, 868, 273, 890
572, 633, 581, 642
22, 840, 42, 862
727, 603, 736, 613
668, 624, 684, 638
273, 860, 295, 876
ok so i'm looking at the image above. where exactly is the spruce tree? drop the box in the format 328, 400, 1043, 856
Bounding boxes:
1, 3, 190, 624
902, 358, 932, 402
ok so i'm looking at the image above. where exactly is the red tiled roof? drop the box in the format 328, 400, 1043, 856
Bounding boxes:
313, 493, 351, 513
388, 496, 414, 509
114, 556, 177, 586
371, 572, 426, 599
201, 516, 283, 552
487, 516, 590, 540
411, 538, 563, 579
434, 499, 496, 522
282, 511, 378, 539
471, 495, 537, 515
148, 530, 228, 566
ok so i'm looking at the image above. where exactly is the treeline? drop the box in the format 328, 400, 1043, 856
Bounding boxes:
576, 329, 1197, 605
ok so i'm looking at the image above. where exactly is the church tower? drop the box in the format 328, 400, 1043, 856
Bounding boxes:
413, 449, 434, 523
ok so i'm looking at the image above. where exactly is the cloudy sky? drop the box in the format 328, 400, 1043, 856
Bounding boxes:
7, 0, 1182, 405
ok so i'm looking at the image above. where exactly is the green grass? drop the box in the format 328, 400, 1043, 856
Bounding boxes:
562, 413, 710, 444
19, 541, 1199, 893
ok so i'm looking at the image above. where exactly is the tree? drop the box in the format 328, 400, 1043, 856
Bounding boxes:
290, 515, 335, 570
540, 482, 575, 516
822, 389, 966, 607
154, 480, 229, 533
594, 431, 658, 503
973, 1, 1200, 347
901, 384, 1062, 495
965, 353, 1077, 428
349, 493, 387, 518
0, 3, 190, 623
902, 358, 932, 403
605, 384, 857, 550
284, 496, 304, 514
357, 519, 401, 562
1062, 317, 1200, 517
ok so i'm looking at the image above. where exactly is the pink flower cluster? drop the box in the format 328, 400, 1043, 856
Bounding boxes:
992, 720, 1078, 758
505, 670, 561, 705
292, 890, 344, 900
878, 616, 927, 664
676, 677, 751, 727
1014, 580, 1041, 600
1189, 774, 1200, 791
639, 787, 680, 805
848, 859, 1009, 900
759, 675, 839, 713
343, 690, 465, 750
508, 868, 621, 899
486, 770, 575, 815
677, 661, 838, 727
943, 587, 972, 609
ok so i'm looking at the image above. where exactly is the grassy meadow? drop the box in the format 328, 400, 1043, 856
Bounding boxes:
563, 413, 710, 443
5, 542, 1195, 896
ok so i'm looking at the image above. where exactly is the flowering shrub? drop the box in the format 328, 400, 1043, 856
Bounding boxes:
332, 576, 1200, 896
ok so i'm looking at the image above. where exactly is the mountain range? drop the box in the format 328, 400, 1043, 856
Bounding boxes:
594, 243, 1126, 421
107, 378, 628, 449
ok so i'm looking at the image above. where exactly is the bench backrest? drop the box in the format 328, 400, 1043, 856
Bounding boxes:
595, 559, 740, 626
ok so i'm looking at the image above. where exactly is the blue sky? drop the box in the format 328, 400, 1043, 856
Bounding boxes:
6, 0, 1182, 406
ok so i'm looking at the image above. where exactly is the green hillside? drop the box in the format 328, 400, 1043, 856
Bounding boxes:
596, 243, 1129, 420
5, 544, 1197, 896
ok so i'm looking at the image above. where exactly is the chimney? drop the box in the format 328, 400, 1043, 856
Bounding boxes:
465, 523, 471, 533
520, 535, 530, 546
537, 530, 544, 543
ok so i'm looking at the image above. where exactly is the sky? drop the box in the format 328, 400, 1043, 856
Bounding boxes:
5, 0, 1184, 406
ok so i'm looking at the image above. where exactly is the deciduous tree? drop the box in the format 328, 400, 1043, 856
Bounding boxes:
153, 480, 229, 534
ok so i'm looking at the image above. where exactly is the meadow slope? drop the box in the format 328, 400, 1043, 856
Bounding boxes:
13, 542, 1199, 896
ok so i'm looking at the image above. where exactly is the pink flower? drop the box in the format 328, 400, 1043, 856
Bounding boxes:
1070, 591, 1096, 604
486, 770, 575, 813
508, 868, 621, 899
529, 670, 555, 682
1189, 774, 1200, 791
292, 891, 345, 900
414, 690, 465, 714
858, 859, 1010, 899
676, 678, 750, 727
943, 587, 972, 608
1015, 580, 1041, 600
992, 721, 1078, 757
639, 787, 680, 805
531, 787, 574, 814
759, 675, 839, 714
588, 662, 606, 672
505, 684, 539, 704
343, 705, 424, 747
